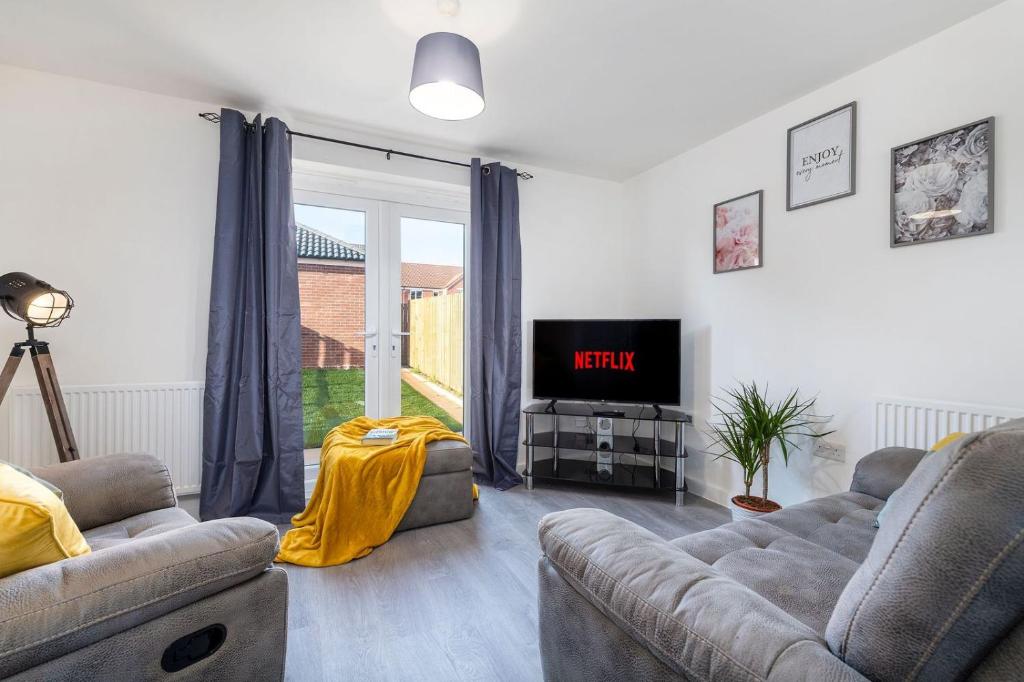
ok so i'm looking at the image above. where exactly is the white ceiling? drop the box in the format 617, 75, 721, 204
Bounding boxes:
0, 0, 1004, 179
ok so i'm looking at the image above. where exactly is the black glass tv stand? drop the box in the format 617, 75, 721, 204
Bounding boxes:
522, 401, 692, 506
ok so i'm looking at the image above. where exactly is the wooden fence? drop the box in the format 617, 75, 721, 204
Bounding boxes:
407, 293, 463, 395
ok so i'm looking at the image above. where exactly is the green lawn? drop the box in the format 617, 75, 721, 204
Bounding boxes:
302, 368, 462, 448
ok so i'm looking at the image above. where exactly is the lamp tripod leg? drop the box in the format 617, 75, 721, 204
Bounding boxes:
30, 344, 79, 463
0, 346, 25, 406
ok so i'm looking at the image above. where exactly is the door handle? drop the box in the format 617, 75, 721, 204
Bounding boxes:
390, 330, 410, 358
359, 330, 378, 358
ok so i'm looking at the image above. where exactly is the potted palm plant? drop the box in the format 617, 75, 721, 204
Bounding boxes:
707, 381, 832, 520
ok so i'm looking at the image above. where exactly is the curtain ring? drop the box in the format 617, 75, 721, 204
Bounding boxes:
482, 166, 491, 175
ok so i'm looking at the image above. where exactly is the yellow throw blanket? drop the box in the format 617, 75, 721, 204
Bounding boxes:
275, 415, 470, 567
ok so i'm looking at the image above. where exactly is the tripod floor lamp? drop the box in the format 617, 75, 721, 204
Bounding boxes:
0, 272, 79, 463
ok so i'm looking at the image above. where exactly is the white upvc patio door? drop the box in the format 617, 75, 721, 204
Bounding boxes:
382, 202, 470, 434
293, 174, 470, 455
293, 191, 382, 443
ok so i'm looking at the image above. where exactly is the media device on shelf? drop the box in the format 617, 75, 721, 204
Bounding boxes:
532, 319, 681, 412
595, 416, 615, 480
596, 417, 614, 450
595, 449, 614, 481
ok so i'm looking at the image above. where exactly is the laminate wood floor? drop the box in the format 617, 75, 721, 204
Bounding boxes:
278, 484, 730, 682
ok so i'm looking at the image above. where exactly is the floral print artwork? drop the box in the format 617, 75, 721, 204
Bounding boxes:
893, 119, 991, 245
714, 191, 761, 273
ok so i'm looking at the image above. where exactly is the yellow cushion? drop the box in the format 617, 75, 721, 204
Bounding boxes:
930, 432, 966, 452
0, 462, 90, 578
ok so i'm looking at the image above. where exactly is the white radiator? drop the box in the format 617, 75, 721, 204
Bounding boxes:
873, 396, 1024, 450
8, 382, 205, 495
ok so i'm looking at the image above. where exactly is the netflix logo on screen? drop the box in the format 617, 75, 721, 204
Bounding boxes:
533, 319, 681, 405
573, 351, 636, 372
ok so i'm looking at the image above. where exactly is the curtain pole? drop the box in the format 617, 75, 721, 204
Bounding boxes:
198, 112, 534, 180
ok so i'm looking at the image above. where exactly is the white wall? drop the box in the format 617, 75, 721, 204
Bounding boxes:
0, 63, 629, 460
623, 0, 1024, 507
0, 65, 222, 459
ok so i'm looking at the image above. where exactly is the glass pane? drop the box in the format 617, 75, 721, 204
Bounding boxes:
295, 204, 367, 454
399, 217, 464, 432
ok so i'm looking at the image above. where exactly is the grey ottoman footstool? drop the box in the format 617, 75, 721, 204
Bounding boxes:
396, 439, 476, 532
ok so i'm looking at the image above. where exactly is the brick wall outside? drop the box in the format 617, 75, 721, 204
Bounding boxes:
299, 262, 365, 369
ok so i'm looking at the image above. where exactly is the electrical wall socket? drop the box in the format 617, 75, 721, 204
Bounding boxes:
814, 440, 846, 462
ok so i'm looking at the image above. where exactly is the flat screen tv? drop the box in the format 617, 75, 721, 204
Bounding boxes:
532, 319, 681, 405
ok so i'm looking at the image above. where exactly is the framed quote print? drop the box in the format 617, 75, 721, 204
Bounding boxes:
787, 102, 856, 210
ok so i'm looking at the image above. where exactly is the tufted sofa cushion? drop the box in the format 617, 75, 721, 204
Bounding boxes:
673, 493, 883, 559
671, 491, 883, 634
83, 507, 198, 550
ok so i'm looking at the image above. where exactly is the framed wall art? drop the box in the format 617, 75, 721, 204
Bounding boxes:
713, 190, 763, 274
891, 117, 993, 247
787, 102, 856, 210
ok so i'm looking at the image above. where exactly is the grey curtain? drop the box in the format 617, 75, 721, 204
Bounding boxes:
469, 159, 524, 490
200, 108, 305, 523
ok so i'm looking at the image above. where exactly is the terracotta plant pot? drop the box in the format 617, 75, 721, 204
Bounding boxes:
729, 495, 782, 521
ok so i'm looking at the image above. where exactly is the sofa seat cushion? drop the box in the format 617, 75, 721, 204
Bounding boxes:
673, 531, 859, 635
422, 439, 473, 476
668, 491, 883, 635
673, 491, 883, 564
83, 507, 197, 550
754, 491, 883, 563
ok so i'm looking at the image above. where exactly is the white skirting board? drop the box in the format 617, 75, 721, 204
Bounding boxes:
873, 396, 1024, 451
8, 382, 204, 495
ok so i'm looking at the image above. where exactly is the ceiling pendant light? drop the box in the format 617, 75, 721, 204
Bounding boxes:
409, 2, 484, 120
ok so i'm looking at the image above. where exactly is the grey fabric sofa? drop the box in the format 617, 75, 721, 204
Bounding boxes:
538, 417, 1024, 681
0, 454, 287, 681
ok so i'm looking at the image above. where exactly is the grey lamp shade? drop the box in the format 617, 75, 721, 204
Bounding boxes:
409, 32, 485, 121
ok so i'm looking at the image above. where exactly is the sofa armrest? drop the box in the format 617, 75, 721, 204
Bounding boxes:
30, 453, 176, 530
849, 447, 926, 500
538, 509, 866, 681
0, 516, 279, 678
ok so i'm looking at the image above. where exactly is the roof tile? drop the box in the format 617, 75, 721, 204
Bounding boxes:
401, 263, 463, 289
296, 223, 365, 261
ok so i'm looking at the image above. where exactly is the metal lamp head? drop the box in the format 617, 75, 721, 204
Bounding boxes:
409, 32, 485, 121
0, 272, 74, 328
